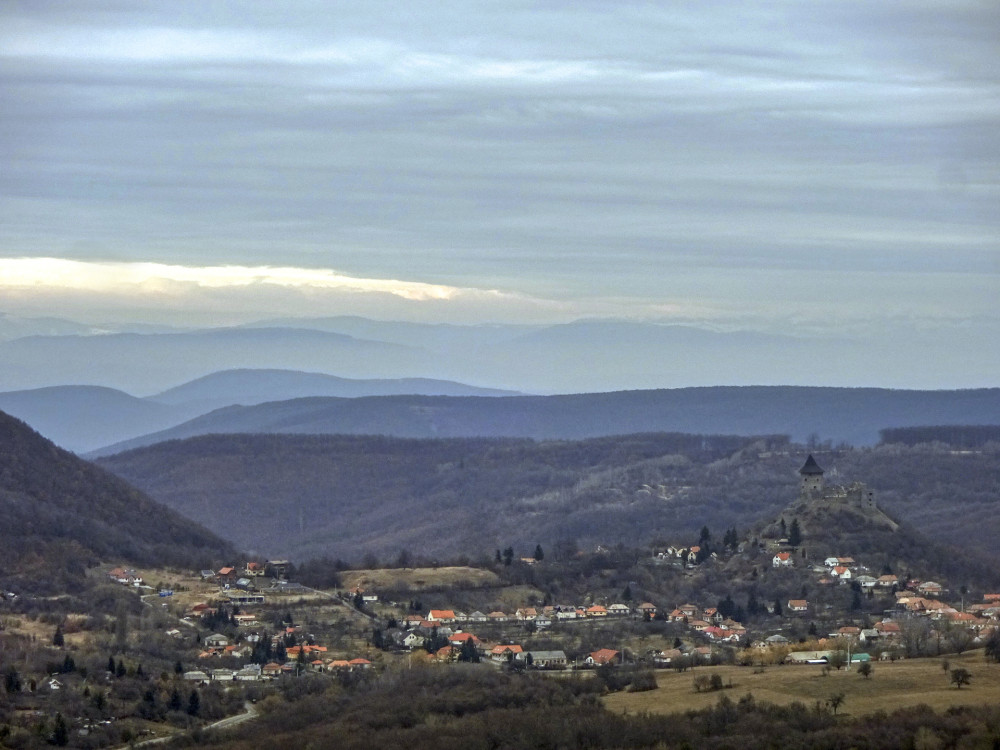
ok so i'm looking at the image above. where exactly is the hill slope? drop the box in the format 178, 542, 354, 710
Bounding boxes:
0, 410, 236, 593
96, 433, 1000, 566
92, 386, 1000, 455
97, 432, 767, 562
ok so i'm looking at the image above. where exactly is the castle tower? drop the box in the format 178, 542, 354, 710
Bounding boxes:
799, 454, 825, 500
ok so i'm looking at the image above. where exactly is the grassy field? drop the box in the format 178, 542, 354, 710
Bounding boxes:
340, 566, 500, 593
603, 650, 1000, 717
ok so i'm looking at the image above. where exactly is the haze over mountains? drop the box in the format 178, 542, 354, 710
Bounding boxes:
2, 314, 996, 397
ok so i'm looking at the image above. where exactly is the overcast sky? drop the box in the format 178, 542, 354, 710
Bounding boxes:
1, 1, 998, 339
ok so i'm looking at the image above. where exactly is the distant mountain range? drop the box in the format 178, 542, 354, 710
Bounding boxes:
0, 370, 516, 453
3, 315, 994, 396
0, 409, 235, 593
92, 386, 1000, 456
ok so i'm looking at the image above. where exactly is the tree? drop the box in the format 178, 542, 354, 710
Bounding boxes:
169, 688, 183, 712
52, 625, 64, 648
623, 584, 633, 601
984, 628, 1000, 663
51, 713, 69, 747
788, 518, 802, 546
827, 650, 848, 671
533, 544, 544, 561
503, 547, 514, 566
857, 661, 872, 679
187, 689, 201, 716
827, 692, 845, 715
950, 667, 972, 689
772, 599, 782, 616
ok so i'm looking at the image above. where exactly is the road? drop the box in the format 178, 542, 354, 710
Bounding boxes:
120, 701, 258, 748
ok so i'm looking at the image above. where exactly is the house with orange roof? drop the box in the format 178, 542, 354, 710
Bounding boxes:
427, 609, 457, 623
831, 566, 852, 581
448, 632, 481, 648
586, 648, 620, 666
638, 602, 658, 617
772, 552, 793, 568
586, 605, 608, 617
787, 599, 808, 612
490, 644, 523, 662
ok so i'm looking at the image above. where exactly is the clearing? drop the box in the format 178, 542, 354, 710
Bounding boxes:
604, 650, 1000, 716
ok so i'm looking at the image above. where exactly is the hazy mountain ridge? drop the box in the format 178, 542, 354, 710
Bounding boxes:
91, 386, 1000, 456
149, 368, 519, 407
0, 371, 516, 453
0, 409, 236, 593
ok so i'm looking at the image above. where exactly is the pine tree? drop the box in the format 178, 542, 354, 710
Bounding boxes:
187, 689, 200, 716
51, 713, 68, 747
52, 625, 64, 648
788, 518, 802, 546
533, 544, 544, 561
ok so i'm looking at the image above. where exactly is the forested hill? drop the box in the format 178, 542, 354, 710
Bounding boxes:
0, 410, 236, 593
90, 386, 1000, 456
97, 432, 1000, 566
97, 432, 772, 562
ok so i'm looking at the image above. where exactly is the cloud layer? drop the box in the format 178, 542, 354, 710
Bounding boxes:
0, 2, 997, 362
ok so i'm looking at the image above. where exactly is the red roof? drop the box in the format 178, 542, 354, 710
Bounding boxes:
589, 648, 620, 665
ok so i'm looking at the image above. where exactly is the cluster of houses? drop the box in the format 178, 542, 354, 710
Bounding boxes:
663, 603, 748, 644
398, 602, 660, 631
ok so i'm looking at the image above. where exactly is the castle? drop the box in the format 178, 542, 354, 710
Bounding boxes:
798, 454, 876, 508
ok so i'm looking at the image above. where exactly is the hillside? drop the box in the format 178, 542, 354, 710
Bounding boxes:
0, 410, 236, 593
96, 432, 767, 561
91, 386, 1000, 455
96, 431, 1000, 565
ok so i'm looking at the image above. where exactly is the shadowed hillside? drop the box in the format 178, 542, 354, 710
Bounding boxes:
0, 410, 236, 593
97, 432, 770, 562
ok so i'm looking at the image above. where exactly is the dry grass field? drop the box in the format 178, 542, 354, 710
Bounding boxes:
339, 566, 500, 593
604, 650, 1000, 717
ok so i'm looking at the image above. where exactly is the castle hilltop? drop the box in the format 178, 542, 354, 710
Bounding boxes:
799, 453, 876, 509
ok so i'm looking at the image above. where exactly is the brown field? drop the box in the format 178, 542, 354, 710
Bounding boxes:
340, 566, 500, 593
603, 651, 1000, 717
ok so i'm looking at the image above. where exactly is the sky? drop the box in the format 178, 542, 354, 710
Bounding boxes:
1, 1, 998, 343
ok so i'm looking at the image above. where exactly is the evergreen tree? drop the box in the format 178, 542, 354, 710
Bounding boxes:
169, 688, 183, 712
773, 599, 783, 616
187, 689, 200, 716
533, 544, 544, 561
52, 625, 64, 648
779, 518, 787, 538
175, 660, 184, 675
51, 713, 69, 747
458, 638, 480, 663
115, 659, 126, 678
623, 584, 633, 601
788, 518, 802, 546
